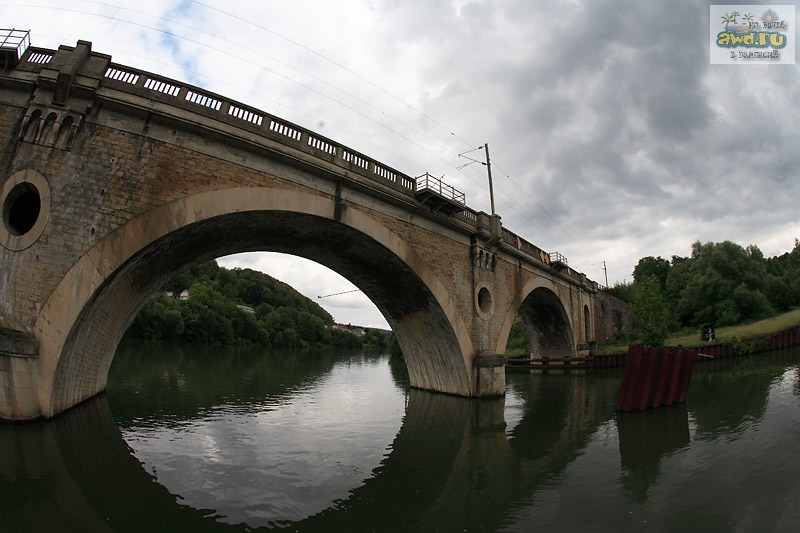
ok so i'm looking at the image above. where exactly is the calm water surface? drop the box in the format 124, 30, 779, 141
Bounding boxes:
1, 339, 799, 532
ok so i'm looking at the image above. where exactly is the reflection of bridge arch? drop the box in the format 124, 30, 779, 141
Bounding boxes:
39, 187, 473, 417
1, 367, 627, 531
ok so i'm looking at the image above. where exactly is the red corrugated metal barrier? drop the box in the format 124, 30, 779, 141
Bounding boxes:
616, 345, 696, 411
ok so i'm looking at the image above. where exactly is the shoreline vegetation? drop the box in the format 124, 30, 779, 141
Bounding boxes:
595, 308, 800, 355
126, 260, 394, 353
504, 307, 800, 360
596, 239, 799, 356
508, 239, 800, 359
133, 238, 798, 361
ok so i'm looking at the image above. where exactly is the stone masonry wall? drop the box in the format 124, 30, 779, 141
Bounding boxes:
594, 289, 634, 341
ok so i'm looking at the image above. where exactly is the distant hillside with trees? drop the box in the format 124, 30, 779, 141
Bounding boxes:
608, 239, 800, 346
126, 260, 391, 351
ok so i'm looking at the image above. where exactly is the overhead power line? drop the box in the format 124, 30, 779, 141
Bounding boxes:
318, 289, 361, 299
28, 2, 579, 257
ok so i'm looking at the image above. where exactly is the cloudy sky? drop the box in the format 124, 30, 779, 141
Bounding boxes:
4, 1, 798, 328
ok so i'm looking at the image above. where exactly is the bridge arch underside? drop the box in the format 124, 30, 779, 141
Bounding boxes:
517, 288, 575, 359
48, 208, 471, 417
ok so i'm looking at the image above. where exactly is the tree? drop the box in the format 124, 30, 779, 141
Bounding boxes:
127, 297, 168, 339
129, 259, 385, 349
180, 299, 235, 344
363, 328, 390, 351
771, 240, 800, 309
632, 256, 670, 292
506, 315, 531, 353
609, 280, 636, 304
274, 327, 301, 349
295, 312, 326, 344
666, 241, 775, 327
162, 309, 185, 338
217, 268, 240, 300
163, 270, 193, 294
663, 255, 690, 315
632, 276, 670, 347
255, 302, 275, 322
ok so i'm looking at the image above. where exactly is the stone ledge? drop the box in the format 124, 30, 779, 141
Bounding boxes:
474, 352, 506, 368
0, 327, 39, 357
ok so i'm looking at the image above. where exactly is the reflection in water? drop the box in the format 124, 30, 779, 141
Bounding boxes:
0, 396, 231, 532
617, 404, 690, 503
295, 390, 514, 532
689, 356, 782, 441
500, 354, 800, 532
1, 344, 800, 531
109, 338, 347, 425
110, 340, 407, 528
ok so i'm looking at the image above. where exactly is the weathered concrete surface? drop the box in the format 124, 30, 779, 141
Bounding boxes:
0, 40, 630, 420
594, 290, 635, 342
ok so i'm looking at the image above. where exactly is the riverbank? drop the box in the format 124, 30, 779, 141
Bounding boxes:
507, 309, 800, 369
591, 323, 800, 368
597, 308, 800, 355
588, 308, 800, 368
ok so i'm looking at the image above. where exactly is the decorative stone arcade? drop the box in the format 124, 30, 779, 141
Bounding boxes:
0, 36, 617, 420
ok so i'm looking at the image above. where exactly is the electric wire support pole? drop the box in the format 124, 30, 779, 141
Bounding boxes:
456, 143, 495, 216
484, 143, 496, 216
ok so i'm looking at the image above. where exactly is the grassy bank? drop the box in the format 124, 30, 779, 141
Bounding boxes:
597, 308, 800, 355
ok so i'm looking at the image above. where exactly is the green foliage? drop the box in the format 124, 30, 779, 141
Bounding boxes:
599, 239, 799, 349
674, 241, 774, 327
389, 335, 403, 358
328, 327, 363, 349
609, 280, 636, 304
663, 255, 691, 313
617, 239, 800, 339
632, 275, 671, 347
126, 260, 373, 349
505, 316, 531, 356
127, 295, 184, 340
730, 336, 772, 356
362, 328, 390, 351
632, 256, 670, 291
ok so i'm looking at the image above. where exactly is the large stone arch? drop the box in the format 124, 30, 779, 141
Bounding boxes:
33, 186, 474, 418
495, 277, 575, 358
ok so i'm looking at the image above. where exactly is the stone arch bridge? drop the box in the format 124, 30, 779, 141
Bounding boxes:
0, 38, 625, 420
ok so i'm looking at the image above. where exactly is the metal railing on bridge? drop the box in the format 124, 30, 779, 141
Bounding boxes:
414, 173, 466, 216
549, 251, 568, 267
19, 46, 478, 227
8, 41, 595, 291
12, 41, 490, 231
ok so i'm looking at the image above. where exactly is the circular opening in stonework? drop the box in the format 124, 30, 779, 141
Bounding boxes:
3, 182, 41, 236
1, 170, 51, 251
478, 287, 493, 315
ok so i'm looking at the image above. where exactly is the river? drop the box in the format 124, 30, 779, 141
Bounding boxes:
1, 339, 799, 532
